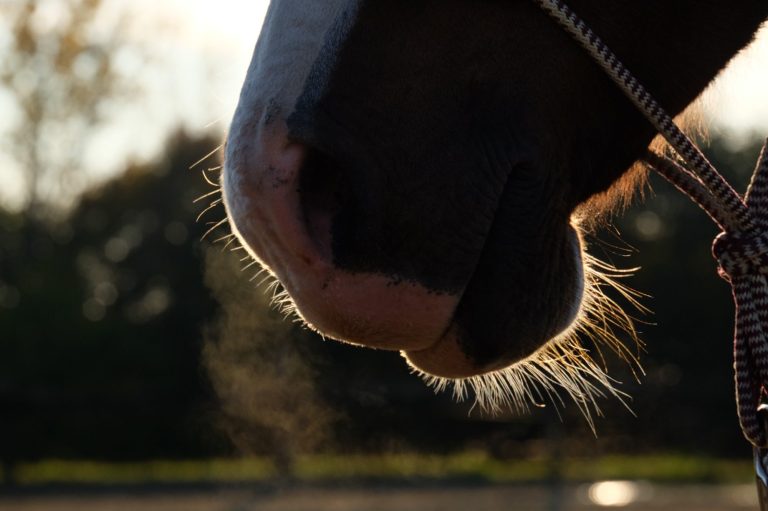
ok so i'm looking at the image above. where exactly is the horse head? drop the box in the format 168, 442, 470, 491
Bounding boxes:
222, 0, 768, 407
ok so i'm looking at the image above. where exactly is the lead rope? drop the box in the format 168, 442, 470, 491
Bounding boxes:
532, 0, 768, 497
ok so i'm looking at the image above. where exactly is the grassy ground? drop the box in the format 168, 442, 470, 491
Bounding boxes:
3, 453, 755, 487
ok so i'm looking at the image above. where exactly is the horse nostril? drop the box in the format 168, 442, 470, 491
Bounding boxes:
298, 149, 347, 259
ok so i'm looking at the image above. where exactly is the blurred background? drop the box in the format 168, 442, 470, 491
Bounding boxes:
1, 1, 767, 510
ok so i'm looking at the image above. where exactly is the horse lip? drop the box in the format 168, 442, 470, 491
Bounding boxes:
223, 119, 333, 274
403, 325, 497, 379
223, 122, 459, 353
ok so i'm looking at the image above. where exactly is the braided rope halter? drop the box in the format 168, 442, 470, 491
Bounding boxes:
533, 0, 768, 497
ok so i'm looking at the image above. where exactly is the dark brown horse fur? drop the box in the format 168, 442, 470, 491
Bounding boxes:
222, 1, 768, 407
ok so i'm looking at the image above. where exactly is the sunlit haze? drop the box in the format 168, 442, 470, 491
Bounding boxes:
76, 0, 270, 183
0, 2, 766, 211
703, 23, 768, 145
115, 3, 768, 144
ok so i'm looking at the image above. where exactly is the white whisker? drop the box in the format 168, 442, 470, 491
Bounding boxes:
193, 188, 222, 204
190, 145, 223, 170
201, 218, 228, 241
223, 237, 240, 251
196, 198, 224, 223
241, 259, 260, 272
202, 170, 220, 188
250, 267, 269, 282
213, 233, 236, 245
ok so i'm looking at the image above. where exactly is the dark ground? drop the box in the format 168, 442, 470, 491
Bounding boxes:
0, 483, 759, 511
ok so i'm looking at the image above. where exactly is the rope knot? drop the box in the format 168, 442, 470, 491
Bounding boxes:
712, 229, 768, 282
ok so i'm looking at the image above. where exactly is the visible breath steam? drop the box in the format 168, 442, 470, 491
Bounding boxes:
202, 246, 335, 477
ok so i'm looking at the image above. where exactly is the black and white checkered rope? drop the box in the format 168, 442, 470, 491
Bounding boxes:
533, 0, 752, 233
534, 0, 768, 447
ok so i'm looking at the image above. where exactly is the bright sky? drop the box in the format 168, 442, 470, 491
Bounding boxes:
75, 0, 272, 179
0, 2, 766, 211
0, 0, 271, 211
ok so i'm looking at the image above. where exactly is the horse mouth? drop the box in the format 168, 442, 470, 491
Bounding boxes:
223, 124, 641, 414
223, 133, 462, 356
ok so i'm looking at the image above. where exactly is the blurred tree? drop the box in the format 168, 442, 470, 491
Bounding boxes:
0, 126, 764, 478
0, 0, 136, 218
0, 133, 224, 471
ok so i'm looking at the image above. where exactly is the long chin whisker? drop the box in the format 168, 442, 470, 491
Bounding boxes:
408, 245, 645, 433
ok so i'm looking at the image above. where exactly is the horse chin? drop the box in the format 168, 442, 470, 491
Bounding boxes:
402, 325, 505, 379
402, 249, 640, 418
403, 276, 586, 380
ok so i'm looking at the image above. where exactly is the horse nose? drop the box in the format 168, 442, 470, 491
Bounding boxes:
223, 118, 327, 273
222, 115, 460, 355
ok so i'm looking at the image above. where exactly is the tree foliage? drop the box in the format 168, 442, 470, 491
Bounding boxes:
0, 0, 136, 216
1, 128, 765, 465
0, 133, 222, 461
